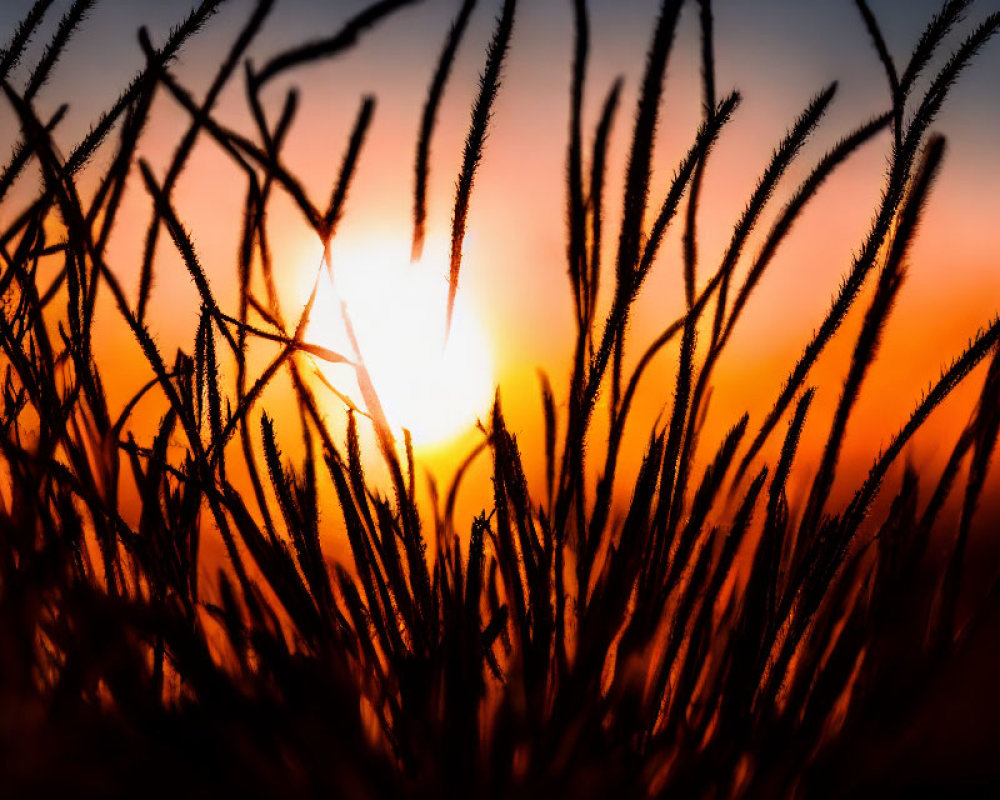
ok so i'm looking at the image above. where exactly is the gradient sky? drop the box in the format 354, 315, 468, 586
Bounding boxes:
2, 0, 999, 527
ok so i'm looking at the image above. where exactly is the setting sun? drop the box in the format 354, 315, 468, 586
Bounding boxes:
306, 236, 494, 447
2, 0, 999, 795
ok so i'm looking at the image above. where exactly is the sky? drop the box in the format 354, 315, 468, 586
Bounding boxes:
2, 0, 1000, 537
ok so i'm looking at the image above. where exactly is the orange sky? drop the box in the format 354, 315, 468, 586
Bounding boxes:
2, 0, 1000, 551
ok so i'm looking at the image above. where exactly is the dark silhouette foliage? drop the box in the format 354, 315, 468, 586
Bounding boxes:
0, 0, 998, 796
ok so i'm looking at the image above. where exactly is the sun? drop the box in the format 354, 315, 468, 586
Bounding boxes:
305, 235, 494, 448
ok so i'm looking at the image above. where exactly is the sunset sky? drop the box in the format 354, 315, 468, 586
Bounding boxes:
2, 0, 999, 530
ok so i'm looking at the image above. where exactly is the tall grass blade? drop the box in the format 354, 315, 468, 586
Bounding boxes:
411, 0, 477, 262
446, 0, 516, 339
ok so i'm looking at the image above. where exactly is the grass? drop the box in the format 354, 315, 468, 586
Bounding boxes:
1, 0, 999, 796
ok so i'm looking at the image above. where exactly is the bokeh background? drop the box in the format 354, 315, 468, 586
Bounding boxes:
1, 0, 999, 559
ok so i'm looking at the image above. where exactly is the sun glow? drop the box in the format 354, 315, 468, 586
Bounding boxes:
305, 235, 494, 448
